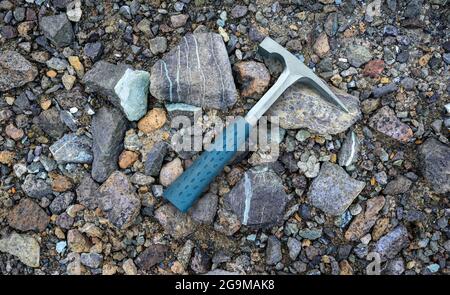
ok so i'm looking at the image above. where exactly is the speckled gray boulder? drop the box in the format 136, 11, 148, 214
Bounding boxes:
267, 83, 360, 134
150, 33, 237, 110
373, 225, 409, 260
39, 14, 74, 48
224, 166, 288, 228
91, 106, 127, 183
308, 162, 365, 216
419, 138, 450, 194
21, 175, 52, 199
98, 171, 141, 229
0, 51, 38, 91
50, 133, 93, 164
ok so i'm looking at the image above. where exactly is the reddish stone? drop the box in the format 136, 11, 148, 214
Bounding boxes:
7, 198, 49, 232
363, 60, 385, 78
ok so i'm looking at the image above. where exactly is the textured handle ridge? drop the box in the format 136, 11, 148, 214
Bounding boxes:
164, 117, 251, 212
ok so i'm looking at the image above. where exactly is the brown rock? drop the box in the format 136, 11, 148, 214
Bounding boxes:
159, 158, 183, 187
234, 61, 270, 98
7, 198, 49, 232
50, 173, 73, 192
137, 108, 167, 133
369, 106, 413, 142
118, 150, 139, 169
5, 124, 24, 141
362, 60, 385, 78
67, 229, 92, 253
155, 204, 196, 239
345, 196, 385, 241
339, 260, 353, 275
372, 217, 390, 241
313, 32, 330, 58
134, 244, 168, 270
0, 151, 15, 165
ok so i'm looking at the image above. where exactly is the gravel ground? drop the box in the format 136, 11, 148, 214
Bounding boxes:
0, 0, 449, 275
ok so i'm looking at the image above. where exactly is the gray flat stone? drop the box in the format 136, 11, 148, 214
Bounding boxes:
50, 133, 93, 164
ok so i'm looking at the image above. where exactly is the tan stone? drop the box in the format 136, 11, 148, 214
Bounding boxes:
5, 123, 24, 140
67, 229, 92, 253
68, 56, 85, 77
51, 173, 73, 192
137, 108, 167, 133
0, 151, 15, 165
339, 260, 353, 275
159, 158, 183, 187
122, 258, 138, 275
345, 196, 385, 241
118, 150, 139, 169
313, 32, 330, 58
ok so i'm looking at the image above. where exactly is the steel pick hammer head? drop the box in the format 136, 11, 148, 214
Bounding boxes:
257, 37, 350, 113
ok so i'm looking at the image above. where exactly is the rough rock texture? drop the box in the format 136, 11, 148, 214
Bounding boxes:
418, 138, 450, 194
0, 232, 40, 267
338, 130, 359, 167
369, 106, 413, 142
154, 204, 196, 239
98, 172, 141, 229
373, 225, 409, 260
188, 193, 218, 225
150, 33, 237, 110
134, 244, 168, 270
225, 166, 288, 228
267, 83, 360, 134
21, 174, 52, 199
114, 68, 150, 121
233, 61, 270, 98
345, 196, 385, 241
50, 133, 93, 164
39, 14, 74, 47
144, 142, 169, 176
266, 236, 282, 265
7, 198, 50, 232
0, 51, 38, 91
308, 162, 366, 216
383, 176, 413, 195
91, 107, 127, 183
33, 108, 69, 139
82, 61, 131, 109
76, 176, 100, 210
159, 158, 183, 187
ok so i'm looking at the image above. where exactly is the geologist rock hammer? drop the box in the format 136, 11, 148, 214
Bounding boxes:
163, 37, 350, 212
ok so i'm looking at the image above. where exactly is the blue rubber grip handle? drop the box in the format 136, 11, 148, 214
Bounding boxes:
164, 117, 251, 212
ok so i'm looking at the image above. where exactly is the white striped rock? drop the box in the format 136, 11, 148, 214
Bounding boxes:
338, 130, 359, 167
149, 33, 237, 110
224, 166, 288, 228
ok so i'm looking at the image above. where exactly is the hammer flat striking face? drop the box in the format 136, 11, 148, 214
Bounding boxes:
163, 37, 350, 212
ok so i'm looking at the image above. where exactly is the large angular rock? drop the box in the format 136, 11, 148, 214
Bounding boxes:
134, 244, 168, 270
383, 176, 412, 195
266, 236, 282, 265
346, 44, 373, 68
369, 106, 413, 142
33, 107, 68, 139
373, 225, 409, 260
344, 196, 385, 241
188, 193, 218, 225
224, 166, 289, 228
82, 61, 130, 108
91, 107, 127, 183
308, 162, 366, 216
144, 142, 169, 176
0, 51, 38, 91
76, 175, 100, 210
7, 198, 49, 232
154, 204, 196, 239
98, 172, 141, 229
418, 138, 450, 194
114, 68, 150, 121
266, 83, 360, 134
150, 33, 237, 110
39, 14, 74, 47
21, 174, 52, 199
50, 133, 93, 164
0, 232, 40, 267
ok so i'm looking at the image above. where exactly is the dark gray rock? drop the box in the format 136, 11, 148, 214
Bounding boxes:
383, 176, 413, 195
418, 138, 450, 194
188, 193, 218, 225
287, 237, 301, 260
266, 236, 282, 265
49, 192, 74, 215
373, 225, 409, 260
0, 51, 38, 91
84, 42, 104, 62
191, 248, 211, 274
224, 166, 288, 228
150, 33, 237, 110
80, 252, 103, 268
75, 175, 99, 210
91, 106, 127, 182
39, 14, 74, 47
33, 108, 68, 139
144, 142, 169, 176
308, 162, 365, 216
372, 83, 398, 98
50, 133, 93, 164
134, 244, 168, 270
82, 61, 131, 110
21, 174, 52, 199
266, 83, 360, 134
346, 44, 373, 68
98, 171, 141, 229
